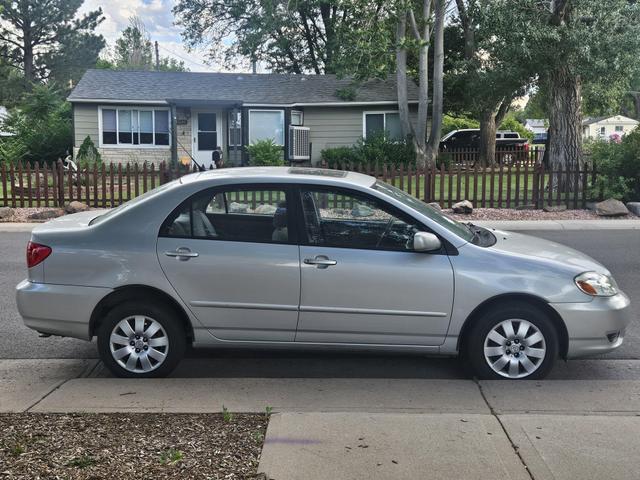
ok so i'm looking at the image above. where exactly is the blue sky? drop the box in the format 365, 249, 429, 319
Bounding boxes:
79, 0, 233, 72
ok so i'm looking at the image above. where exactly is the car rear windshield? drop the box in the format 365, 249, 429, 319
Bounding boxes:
89, 179, 179, 226
372, 181, 474, 242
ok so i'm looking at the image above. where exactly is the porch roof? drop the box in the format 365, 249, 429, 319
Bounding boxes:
68, 70, 419, 106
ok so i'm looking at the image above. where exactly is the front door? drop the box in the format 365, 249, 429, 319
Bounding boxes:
157, 185, 300, 342
295, 186, 454, 346
192, 111, 222, 169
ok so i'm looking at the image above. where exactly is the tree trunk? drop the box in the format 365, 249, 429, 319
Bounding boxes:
396, 11, 412, 141
22, 22, 34, 84
479, 109, 498, 167
425, 0, 445, 168
633, 93, 640, 121
548, 65, 582, 193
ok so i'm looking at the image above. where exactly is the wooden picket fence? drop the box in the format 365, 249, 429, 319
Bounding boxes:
326, 161, 598, 210
0, 160, 185, 208
0, 157, 597, 210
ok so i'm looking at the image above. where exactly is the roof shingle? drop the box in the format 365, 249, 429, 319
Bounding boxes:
68, 70, 418, 105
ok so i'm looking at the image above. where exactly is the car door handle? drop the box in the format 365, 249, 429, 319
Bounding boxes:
165, 248, 199, 260
304, 256, 337, 268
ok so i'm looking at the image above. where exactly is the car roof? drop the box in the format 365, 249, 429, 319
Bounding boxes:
181, 166, 376, 188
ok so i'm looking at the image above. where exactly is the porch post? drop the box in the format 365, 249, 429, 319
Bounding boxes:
169, 103, 178, 169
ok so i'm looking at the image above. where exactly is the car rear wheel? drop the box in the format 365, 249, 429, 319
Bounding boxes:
97, 301, 186, 378
463, 302, 559, 380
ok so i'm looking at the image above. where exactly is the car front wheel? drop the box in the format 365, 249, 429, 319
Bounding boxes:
97, 301, 186, 378
463, 302, 559, 380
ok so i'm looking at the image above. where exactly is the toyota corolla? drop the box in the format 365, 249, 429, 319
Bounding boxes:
16, 167, 631, 379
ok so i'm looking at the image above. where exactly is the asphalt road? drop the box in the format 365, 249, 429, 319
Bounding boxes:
1, 229, 638, 368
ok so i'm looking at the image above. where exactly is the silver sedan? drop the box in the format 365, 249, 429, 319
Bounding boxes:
16, 167, 631, 379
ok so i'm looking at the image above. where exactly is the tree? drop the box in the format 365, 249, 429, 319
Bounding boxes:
0, 0, 104, 86
173, 0, 385, 74
108, 17, 188, 72
395, 0, 446, 168
491, 0, 640, 185
449, 0, 534, 165
1, 84, 72, 164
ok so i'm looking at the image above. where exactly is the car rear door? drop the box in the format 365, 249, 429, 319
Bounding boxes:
157, 184, 301, 342
295, 185, 454, 346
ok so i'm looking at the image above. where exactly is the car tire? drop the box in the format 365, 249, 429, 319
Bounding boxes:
97, 301, 186, 378
462, 302, 559, 380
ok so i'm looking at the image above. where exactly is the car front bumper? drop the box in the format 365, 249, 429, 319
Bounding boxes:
16, 280, 112, 340
551, 292, 632, 358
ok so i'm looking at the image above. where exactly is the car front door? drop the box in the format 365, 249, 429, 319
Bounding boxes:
157, 185, 300, 342
295, 186, 454, 346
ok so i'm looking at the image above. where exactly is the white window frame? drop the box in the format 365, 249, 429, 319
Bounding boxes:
615, 125, 624, 132
362, 110, 400, 139
248, 109, 285, 146
291, 110, 304, 126
98, 106, 171, 149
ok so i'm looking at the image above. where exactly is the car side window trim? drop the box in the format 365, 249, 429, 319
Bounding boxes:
159, 183, 298, 245
291, 183, 449, 255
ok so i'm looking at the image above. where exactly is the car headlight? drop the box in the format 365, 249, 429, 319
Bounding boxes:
575, 272, 618, 297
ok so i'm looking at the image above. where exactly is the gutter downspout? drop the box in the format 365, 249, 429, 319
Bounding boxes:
169, 102, 178, 170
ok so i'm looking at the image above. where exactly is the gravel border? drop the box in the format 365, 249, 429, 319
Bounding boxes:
0, 413, 268, 479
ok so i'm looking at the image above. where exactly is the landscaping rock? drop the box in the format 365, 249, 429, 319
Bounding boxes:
0, 206, 13, 219
543, 204, 567, 212
28, 209, 64, 221
586, 202, 598, 211
452, 200, 473, 214
626, 202, 640, 217
351, 203, 375, 217
428, 202, 442, 210
64, 201, 89, 214
229, 202, 248, 213
595, 198, 629, 217
254, 204, 277, 215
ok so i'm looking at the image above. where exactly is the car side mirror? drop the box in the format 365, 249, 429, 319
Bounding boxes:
413, 232, 442, 252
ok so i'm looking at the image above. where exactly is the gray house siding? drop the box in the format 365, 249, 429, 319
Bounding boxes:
73, 103, 99, 148
304, 105, 420, 164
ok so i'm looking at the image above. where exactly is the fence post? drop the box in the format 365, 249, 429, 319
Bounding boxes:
57, 160, 65, 207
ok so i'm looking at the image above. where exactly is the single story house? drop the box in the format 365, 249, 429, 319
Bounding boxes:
582, 115, 639, 141
68, 70, 420, 168
523, 118, 548, 142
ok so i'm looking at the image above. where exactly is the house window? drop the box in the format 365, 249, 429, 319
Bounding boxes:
100, 107, 170, 147
364, 112, 401, 140
228, 111, 241, 146
615, 125, 624, 133
291, 110, 304, 126
598, 126, 606, 137
248, 110, 284, 145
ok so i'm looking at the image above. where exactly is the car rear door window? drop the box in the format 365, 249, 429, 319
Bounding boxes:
299, 188, 421, 251
161, 187, 291, 244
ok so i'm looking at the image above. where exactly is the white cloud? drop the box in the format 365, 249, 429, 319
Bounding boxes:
78, 0, 245, 72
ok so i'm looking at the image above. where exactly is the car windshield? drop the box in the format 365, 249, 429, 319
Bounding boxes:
89, 179, 179, 226
372, 181, 474, 242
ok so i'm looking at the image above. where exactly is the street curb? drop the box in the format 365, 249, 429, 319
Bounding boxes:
2, 219, 640, 233
474, 219, 640, 231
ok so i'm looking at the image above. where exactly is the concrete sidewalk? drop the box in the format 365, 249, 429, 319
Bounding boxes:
3, 359, 640, 479
1, 218, 639, 233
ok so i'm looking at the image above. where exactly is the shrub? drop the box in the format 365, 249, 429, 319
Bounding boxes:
441, 114, 479, 135
75, 135, 101, 167
588, 129, 640, 202
499, 113, 534, 142
321, 134, 415, 168
246, 139, 284, 166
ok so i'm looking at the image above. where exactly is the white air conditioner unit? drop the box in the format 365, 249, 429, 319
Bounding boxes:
289, 126, 311, 161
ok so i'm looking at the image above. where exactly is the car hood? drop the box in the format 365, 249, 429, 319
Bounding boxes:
32, 210, 108, 234
487, 229, 609, 275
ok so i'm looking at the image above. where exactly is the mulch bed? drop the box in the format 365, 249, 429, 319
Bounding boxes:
0, 413, 269, 479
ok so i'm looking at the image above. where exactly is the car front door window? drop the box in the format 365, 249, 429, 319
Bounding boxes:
299, 188, 421, 251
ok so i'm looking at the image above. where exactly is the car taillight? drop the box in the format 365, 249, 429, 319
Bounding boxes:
26, 241, 51, 268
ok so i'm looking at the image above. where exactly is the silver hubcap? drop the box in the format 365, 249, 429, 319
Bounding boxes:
483, 319, 546, 379
109, 315, 169, 373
